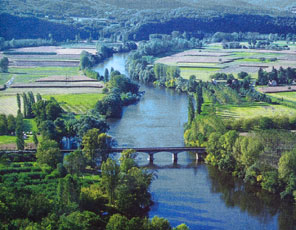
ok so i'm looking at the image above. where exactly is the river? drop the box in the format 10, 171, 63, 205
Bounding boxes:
94, 53, 295, 230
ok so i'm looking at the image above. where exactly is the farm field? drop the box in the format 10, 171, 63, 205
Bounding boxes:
43, 93, 105, 114
266, 91, 296, 103
217, 102, 296, 118
5, 66, 81, 84
0, 135, 34, 145
0, 44, 105, 111
156, 43, 296, 81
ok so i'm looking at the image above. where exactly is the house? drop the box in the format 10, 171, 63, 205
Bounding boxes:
268, 80, 277, 86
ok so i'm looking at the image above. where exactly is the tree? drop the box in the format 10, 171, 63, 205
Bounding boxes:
82, 128, 100, 166
32, 131, 38, 146
150, 216, 171, 230
54, 118, 67, 144
39, 120, 57, 140
106, 214, 129, 230
15, 111, 24, 150
0, 57, 9, 72
109, 74, 139, 94
74, 115, 109, 139
187, 95, 195, 124
116, 167, 153, 217
238, 71, 249, 79
36, 139, 62, 168
119, 149, 137, 173
64, 149, 86, 175
33, 98, 63, 126
59, 211, 104, 230
0, 114, 8, 135
80, 52, 91, 70
95, 93, 123, 118
7, 114, 16, 134
104, 68, 109, 82
278, 149, 296, 183
96, 133, 112, 161
195, 86, 203, 115
16, 93, 21, 112
174, 224, 190, 230
36, 93, 42, 102
240, 136, 263, 168
101, 158, 120, 204
46, 98, 63, 121
22, 93, 28, 118
80, 184, 107, 212
57, 175, 80, 213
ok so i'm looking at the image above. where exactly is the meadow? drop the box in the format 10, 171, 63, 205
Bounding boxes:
43, 93, 105, 114
217, 102, 296, 118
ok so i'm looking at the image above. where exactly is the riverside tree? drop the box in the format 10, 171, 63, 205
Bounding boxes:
187, 95, 195, 125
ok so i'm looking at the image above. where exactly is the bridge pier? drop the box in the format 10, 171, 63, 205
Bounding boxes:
172, 153, 178, 164
196, 153, 199, 162
148, 153, 154, 164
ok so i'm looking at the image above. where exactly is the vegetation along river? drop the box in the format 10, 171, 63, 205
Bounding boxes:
94, 53, 295, 230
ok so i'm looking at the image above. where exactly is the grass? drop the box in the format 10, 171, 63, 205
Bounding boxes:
235, 58, 276, 63
217, 102, 296, 118
180, 70, 214, 81
232, 52, 283, 58
43, 93, 105, 114
0, 96, 18, 115
0, 73, 12, 85
266, 92, 296, 103
24, 119, 38, 132
8, 67, 80, 83
0, 135, 34, 145
177, 62, 219, 67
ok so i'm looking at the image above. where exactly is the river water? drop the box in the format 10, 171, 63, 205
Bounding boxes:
94, 53, 295, 230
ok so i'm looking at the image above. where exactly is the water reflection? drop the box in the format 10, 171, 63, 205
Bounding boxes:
207, 165, 296, 230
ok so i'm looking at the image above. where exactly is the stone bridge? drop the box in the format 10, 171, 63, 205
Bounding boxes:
110, 147, 206, 164
0, 147, 206, 164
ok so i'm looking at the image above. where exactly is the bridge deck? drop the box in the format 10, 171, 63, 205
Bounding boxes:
0, 147, 206, 154
110, 147, 206, 153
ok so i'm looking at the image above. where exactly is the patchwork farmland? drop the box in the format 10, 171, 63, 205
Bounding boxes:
155, 44, 296, 81
0, 44, 105, 116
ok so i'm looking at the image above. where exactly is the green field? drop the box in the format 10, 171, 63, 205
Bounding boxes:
0, 135, 34, 145
0, 73, 12, 85
217, 102, 296, 118
235, 58, 277, 63
232, 52, 282, 57
0, 96, 18, 115
9, 67, 80, 84
180, 67, 221, 80
266, 92, 296, 103
43, 93, 105, 114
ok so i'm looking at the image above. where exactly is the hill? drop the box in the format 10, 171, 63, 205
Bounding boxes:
2, 0, 295, 18
180, 0, 295, 11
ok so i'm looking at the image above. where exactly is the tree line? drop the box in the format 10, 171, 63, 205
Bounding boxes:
184, 107, 296, 203
257, 67, 296, 85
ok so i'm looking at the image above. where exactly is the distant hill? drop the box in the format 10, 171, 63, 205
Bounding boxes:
180, 0, 295, 11
99, 0, 189, 9
1, 0, 295, 42
2, 0, 295, 17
